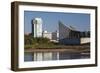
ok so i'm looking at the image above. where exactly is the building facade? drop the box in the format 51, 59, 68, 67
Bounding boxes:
42, 31, 52, 40
52, 31, 59, 41
32, 18, 42, 37
59, 21, 90, 45
42, 31, 58, 42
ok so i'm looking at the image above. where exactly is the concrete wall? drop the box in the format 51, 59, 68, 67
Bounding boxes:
80, 38, 90, 44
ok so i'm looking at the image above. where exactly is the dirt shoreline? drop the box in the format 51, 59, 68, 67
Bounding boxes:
25, 45, 90, 53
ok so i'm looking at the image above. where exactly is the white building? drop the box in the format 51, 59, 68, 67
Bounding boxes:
32, 18, 42, 37
42, 31, 59, 42
42, 31, 52, 40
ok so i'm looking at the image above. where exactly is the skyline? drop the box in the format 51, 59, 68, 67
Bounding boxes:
24, 11, 90, 34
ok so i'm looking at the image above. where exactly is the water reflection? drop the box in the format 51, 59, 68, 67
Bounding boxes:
24, 52, 90, 61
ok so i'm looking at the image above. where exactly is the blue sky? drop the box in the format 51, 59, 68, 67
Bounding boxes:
24, 11, 90, 33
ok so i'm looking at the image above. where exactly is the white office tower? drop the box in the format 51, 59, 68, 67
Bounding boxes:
32, 18, 42, 37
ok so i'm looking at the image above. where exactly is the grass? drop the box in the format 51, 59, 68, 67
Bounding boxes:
25, 43, 90, 50
25, 42, 60, 49
24, 35, 90, 50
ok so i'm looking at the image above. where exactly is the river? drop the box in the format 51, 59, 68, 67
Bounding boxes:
24, 51, 90, 61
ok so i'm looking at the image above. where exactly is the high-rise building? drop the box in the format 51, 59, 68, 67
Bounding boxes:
32, 18, 42, 37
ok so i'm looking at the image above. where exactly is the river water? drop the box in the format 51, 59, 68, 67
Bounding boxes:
24, 51, 90, 61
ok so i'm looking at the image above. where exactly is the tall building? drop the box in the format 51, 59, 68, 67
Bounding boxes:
32, 18, 42, 37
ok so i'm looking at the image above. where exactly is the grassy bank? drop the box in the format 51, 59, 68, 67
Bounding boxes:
24, 35, 90, 50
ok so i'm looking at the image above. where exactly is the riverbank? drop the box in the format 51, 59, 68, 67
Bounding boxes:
25, 44, 90, 53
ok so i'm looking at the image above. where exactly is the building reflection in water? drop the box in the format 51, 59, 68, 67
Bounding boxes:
24, 52, 90, 61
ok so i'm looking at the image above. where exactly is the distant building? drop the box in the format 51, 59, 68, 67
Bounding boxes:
42, 31, 58, 42
59, 21, 90, 45
42, 31, 52, 40
59, 21, 80, 40
52, 31, 59, 42
31, 18, 90, 44
32, 18, 42, 37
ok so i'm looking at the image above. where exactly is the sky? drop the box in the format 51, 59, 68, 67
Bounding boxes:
24, 11, 90, 34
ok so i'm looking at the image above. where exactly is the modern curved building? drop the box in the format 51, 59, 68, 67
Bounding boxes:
59, 21, 90, 45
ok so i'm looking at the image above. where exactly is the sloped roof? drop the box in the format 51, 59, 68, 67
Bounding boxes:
59, 21, 79, 32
